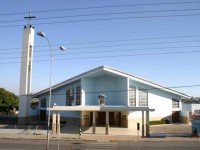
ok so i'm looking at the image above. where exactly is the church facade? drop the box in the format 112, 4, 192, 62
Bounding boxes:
30, 66, 190, 130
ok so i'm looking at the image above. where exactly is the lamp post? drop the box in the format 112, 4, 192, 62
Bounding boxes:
37, 32, 66, 150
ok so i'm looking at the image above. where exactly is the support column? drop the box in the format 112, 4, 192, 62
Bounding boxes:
52, 112, 57, 135
146, 111, 150, 137
57, 113, 60, 135
142, 111, 144, 137
92, 111, 96, 134
105, 111, 109, 135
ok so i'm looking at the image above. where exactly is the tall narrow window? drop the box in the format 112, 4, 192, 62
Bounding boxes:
40, 98, 46, 108
172, 99, 179, 108
139, 89, 148, 106
76, 85, 81, 105
66, 88, 74, 106
129, 86, 136, 106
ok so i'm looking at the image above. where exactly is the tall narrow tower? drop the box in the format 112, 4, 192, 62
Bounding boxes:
18, 13, 36, 124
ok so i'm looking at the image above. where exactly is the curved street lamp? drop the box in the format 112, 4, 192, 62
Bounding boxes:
37, 31, 66, 150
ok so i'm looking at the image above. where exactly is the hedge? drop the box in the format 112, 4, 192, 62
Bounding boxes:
150, 119, 170, 125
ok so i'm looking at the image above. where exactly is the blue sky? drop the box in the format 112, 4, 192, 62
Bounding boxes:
0, 0, 200, 97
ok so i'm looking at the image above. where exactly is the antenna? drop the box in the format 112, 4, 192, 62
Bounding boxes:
24, 11, 36, 26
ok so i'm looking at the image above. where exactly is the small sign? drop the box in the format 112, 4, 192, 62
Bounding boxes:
137, 123, 140, 131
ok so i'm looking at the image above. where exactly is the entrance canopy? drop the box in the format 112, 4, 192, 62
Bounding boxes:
49, 105, 155, 112
50, 105, 155, 137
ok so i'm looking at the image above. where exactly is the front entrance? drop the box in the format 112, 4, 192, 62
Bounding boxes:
172, 111, 180, 123
40, 110, 46, 121
98, 112, 114, 125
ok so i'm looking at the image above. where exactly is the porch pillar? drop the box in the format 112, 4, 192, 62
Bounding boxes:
105, 111, 109, 135
142, 111, 144, 137
57, 112, 60, 135
146, 111, 150, 137
52, 112, 57, 135
92, 111, 96, 134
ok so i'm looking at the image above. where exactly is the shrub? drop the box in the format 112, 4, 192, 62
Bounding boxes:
150, 119, 170, 125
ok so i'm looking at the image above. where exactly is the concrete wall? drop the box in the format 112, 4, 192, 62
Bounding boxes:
148, 89, 181, 122
181, 103, 200, 124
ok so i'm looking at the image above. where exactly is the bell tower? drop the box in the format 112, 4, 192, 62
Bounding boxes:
18, 12, 36, 124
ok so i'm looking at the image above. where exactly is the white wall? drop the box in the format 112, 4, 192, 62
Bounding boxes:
191, 104, 200, 112
182, 103, 192, 112
129, 79, 182, 122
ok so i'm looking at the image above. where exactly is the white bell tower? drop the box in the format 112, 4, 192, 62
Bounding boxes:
18, 12, 36, 124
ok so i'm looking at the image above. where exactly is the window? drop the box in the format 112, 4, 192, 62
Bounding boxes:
129, 86, 136, 106
76, 86, 81, 105
194, 110, 200, 115
172, 99, 179, 108
139, 89, 148, 106
30, 98, 39, 109
40, 98, 46, 108
66, 88, 74, 106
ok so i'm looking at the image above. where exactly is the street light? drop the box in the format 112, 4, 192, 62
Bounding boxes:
37, 31, 66, 150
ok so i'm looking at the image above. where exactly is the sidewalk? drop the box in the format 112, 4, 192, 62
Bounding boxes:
0, 124, 200, 142
0, 132, 200, 142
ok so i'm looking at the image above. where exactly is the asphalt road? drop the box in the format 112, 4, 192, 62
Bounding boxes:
0, 139, 200, 150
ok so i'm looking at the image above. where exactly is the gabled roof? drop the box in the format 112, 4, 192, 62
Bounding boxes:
33, 65, 190, 98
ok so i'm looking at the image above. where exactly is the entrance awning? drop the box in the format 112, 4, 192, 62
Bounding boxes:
50, 105, 155, 137
49, 105, 155, 112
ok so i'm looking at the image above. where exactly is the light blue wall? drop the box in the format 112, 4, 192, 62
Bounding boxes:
82, 75, 128, 106
35, 80, 81, 118
81, 78, 95, 105
116, 77, 128, 105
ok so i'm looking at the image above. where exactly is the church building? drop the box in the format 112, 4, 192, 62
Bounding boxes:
29, 66, 190, 135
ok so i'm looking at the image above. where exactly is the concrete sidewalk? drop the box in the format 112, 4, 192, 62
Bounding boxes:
0, 124, 200, 142
0, 132, 200, 142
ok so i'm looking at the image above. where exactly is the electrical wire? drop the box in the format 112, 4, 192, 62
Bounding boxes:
1, 44, 200, 60
1, 8, 200, 24
1, 1, 200, 16
0, 12, 200, 28
1, 36, 200, 56
0, 49, 199, 65
1, 34, 200, 52
30, 84, 200, 96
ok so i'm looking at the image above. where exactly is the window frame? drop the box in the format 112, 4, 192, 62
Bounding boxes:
129, 86, 136, 106
172, 99, 180, 108
76, 85, 81, 105
66, 88, 74, 106
40, 98, 46, 108
138, 89, 148, 106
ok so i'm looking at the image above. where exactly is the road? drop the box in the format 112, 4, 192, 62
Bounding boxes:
0, 139, 200, 150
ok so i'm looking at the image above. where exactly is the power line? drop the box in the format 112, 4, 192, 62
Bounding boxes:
1, 1, 200, 16
1, 8, 200, 24
34, 84, 200, 96
1, 36, 200, 56
1, 44, 200, 60
1, 34, 200, 52
1, 13, 200, 28
0, 49, 199, 65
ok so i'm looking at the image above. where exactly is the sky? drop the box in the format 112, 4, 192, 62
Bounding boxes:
0, 0, 200, 97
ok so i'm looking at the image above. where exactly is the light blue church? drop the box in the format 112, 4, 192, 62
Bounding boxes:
31, 66, 190, 136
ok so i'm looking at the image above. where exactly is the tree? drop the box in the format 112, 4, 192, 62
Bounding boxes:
182, 97, 200, 104
0, 88, 19, 114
